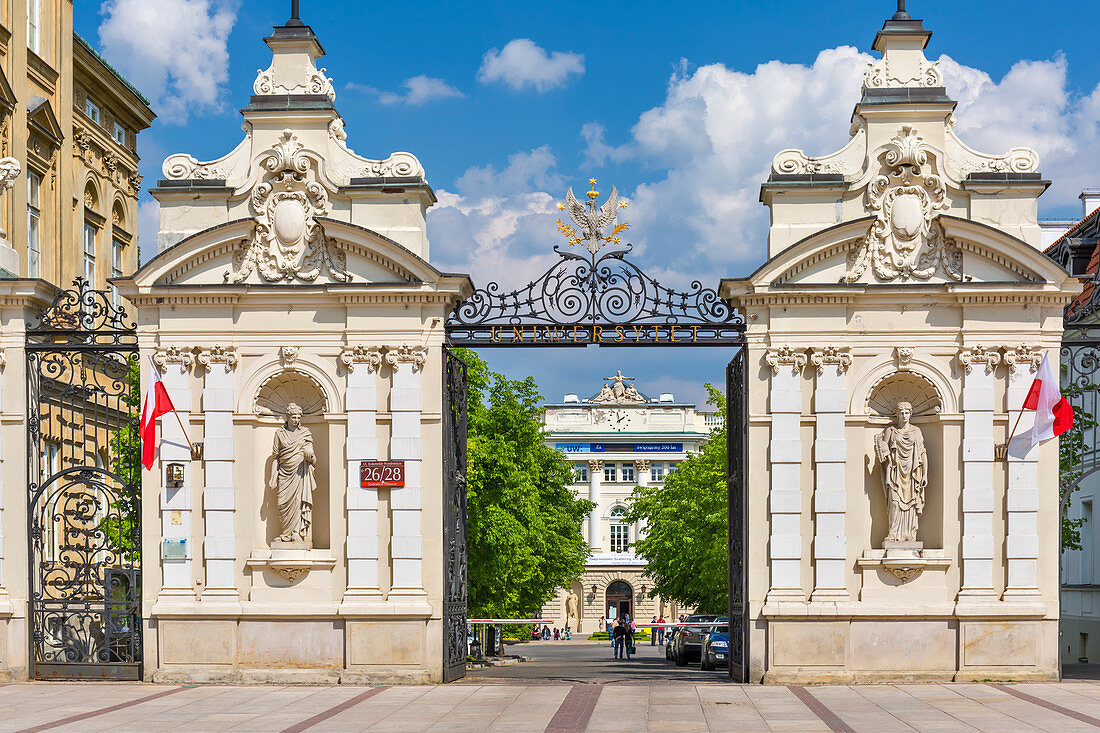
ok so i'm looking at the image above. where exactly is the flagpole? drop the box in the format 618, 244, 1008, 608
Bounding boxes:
148, 358, 200, 459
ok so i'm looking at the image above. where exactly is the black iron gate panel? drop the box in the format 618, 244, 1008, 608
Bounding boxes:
26, 279, 141, 680
442, 348, 469, 683
726, 348, 748, 683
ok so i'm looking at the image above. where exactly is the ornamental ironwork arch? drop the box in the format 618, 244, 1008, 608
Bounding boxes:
445, 180, 745, 347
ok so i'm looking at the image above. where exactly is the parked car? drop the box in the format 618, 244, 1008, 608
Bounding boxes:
672, 614, 718, 666
700, 619, 730, 670
664, 626, 681, 661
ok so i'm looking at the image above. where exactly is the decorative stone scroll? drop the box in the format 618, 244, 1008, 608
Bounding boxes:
339, 345, 383, 372
810, 346, 852, 375
863, 55, 942, 91
385, 345, 427, 372
1002, 344, 1043, 374
226, 130, 350, 285
958, 345, 1001, 375
765, 346, 808, 375
254, 63, 335, 101
844, 126, 962, 283
197, 345, 238, 373
153, 346, 193, 373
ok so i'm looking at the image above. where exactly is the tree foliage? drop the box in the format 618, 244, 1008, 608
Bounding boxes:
106, 356, 141, 560
456, 349, 594, 618
1061, 382, 1098, 551
625, 383, 728, 614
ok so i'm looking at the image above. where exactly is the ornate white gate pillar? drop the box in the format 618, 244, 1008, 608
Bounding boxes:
765, 347, 807, 600
197, 346, 238, 599
958, 346, 1001, 599
341, 346, 382, 598
386, 345, 427, 597
1003, 345, 1043, 599
156, 349, 194, 594
810, 347, 851, 600
587, 460, 603, 551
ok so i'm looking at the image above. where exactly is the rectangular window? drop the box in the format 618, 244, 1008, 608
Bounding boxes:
610, 524, 629, 553
27, 0, 39, 53
83, 221, 97, 285
603, 463, 616, 483
111, 237, 125, 305
622, 463, 635, 483
85, 99, 100, 124
113, 123, 126, 146
650, 462, 664, 482
574, 463, 588, 483
27, 171, 41, 278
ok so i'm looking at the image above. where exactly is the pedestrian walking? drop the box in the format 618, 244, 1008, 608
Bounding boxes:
650, 616, 658, 645
657, 616, 666, 645
612, 618, 628, 659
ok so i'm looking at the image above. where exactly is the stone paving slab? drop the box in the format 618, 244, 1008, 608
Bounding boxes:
1, 681, 1100, 732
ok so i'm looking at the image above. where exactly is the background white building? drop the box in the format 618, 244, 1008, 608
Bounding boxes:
537, 374, 718, 632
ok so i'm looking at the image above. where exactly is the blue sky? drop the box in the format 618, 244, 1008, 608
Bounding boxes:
78, 1, 1100, 407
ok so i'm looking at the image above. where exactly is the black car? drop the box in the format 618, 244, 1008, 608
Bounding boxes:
664, 626, 681, 661
700, 617, 730, 670
672, 614, 718, 666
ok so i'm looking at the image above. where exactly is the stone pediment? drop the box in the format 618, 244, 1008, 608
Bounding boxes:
747, 214, 1069, 290
131, 217, 446, 288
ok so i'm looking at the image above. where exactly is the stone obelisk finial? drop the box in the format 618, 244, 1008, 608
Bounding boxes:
893, 0, 911, 20
287, 0, 304, 26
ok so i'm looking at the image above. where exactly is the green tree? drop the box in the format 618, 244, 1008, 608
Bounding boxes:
456, 349, 594, 618
105, 356, 141, 560
1061, 383, 1098, 551
625, 383, 728, 614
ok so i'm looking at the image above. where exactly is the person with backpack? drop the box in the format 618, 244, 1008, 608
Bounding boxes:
612, 618, 628, 659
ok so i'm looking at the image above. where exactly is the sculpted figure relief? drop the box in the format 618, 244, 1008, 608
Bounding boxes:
566, 591, 579, 625
874, 401, 927, 543
270, 403, 317, 546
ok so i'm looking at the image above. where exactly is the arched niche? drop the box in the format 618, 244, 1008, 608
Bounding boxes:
866, 371, 942, 424
251, 368, 332, 550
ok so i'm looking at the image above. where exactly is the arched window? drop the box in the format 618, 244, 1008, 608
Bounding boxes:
610, 506, 629, 553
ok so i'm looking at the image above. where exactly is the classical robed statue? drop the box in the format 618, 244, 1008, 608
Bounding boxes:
874, 401, 927, 543
270, 402, 316, 546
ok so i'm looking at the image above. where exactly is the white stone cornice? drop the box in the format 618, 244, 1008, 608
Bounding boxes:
895, 346, 914, 371
1002, 344, 1043, 374
340, 345, 383, 373
153, 345, 193, 374
958, 345, 1001, 375
765, 346, 808, 376
810, 346, 852, 375
197, 345, 238, 373
385, 345, 427, 373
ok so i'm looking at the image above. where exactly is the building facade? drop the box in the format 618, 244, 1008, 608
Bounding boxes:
0, 0, 153, 286
538, 375, 716, 631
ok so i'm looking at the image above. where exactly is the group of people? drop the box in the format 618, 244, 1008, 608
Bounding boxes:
531, 625, 571, 641
605, 616, 636, 659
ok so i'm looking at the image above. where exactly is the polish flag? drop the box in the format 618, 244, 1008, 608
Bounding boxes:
1008, 351, 1073, 459
140, 356, 176, 470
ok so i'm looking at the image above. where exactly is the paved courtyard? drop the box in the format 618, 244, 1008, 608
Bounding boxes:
3, 678, 1100, 732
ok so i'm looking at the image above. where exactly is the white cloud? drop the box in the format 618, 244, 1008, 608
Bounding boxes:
371, 75, 464, 106
478, 39, 584, 92
98, 0, 238, 124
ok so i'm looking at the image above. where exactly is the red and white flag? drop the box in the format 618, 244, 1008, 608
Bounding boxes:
1008, 351, 1073, 459
140, 356, 176, 470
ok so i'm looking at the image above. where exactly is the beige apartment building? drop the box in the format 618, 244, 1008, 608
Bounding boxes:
0, 0, 154, 289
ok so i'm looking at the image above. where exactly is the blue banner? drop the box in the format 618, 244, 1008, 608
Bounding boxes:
557, 442, 682, 454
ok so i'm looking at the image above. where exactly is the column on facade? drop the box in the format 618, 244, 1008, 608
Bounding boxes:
342, 346, 382, 597
1003, 345, 1043, 598
634, 459, 649, 541
386, 345, 427, 596
155, 347, 194, 593
197, 346, 237, 598
765, 347, 807, 600
810, 347, 851, 600
587, 460, 603, 551
958, 346, 1000, 598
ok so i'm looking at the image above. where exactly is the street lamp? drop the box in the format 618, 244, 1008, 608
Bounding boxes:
591, 584, 597, 594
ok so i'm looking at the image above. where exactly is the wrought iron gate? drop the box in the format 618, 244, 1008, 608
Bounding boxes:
442, 348, 469, 682
26, 279, 142, 680
726, 348, 748, 682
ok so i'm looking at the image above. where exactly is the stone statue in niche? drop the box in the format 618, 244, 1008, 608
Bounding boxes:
270, 402, 316, 547
874, 401, 927, 543
566, 591, 579, 628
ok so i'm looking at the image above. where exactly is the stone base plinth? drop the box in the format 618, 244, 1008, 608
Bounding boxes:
245, 549, 336, 602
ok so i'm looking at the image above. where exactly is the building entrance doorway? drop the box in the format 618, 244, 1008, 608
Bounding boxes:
606, 581, 633, 622
445, 179, 749, 682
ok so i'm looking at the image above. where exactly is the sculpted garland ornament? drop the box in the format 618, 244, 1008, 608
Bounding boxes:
226, 130, 350, 284
844, 126, 963, 283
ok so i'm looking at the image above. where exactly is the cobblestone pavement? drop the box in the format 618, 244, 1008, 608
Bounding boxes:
2, 679, 1100, 732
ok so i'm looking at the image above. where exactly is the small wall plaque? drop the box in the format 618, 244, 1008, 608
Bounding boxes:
162, 538, 187, 560
360, 460, 405, 488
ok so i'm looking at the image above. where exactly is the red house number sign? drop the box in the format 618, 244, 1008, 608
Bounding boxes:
359, 460, 405, 488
